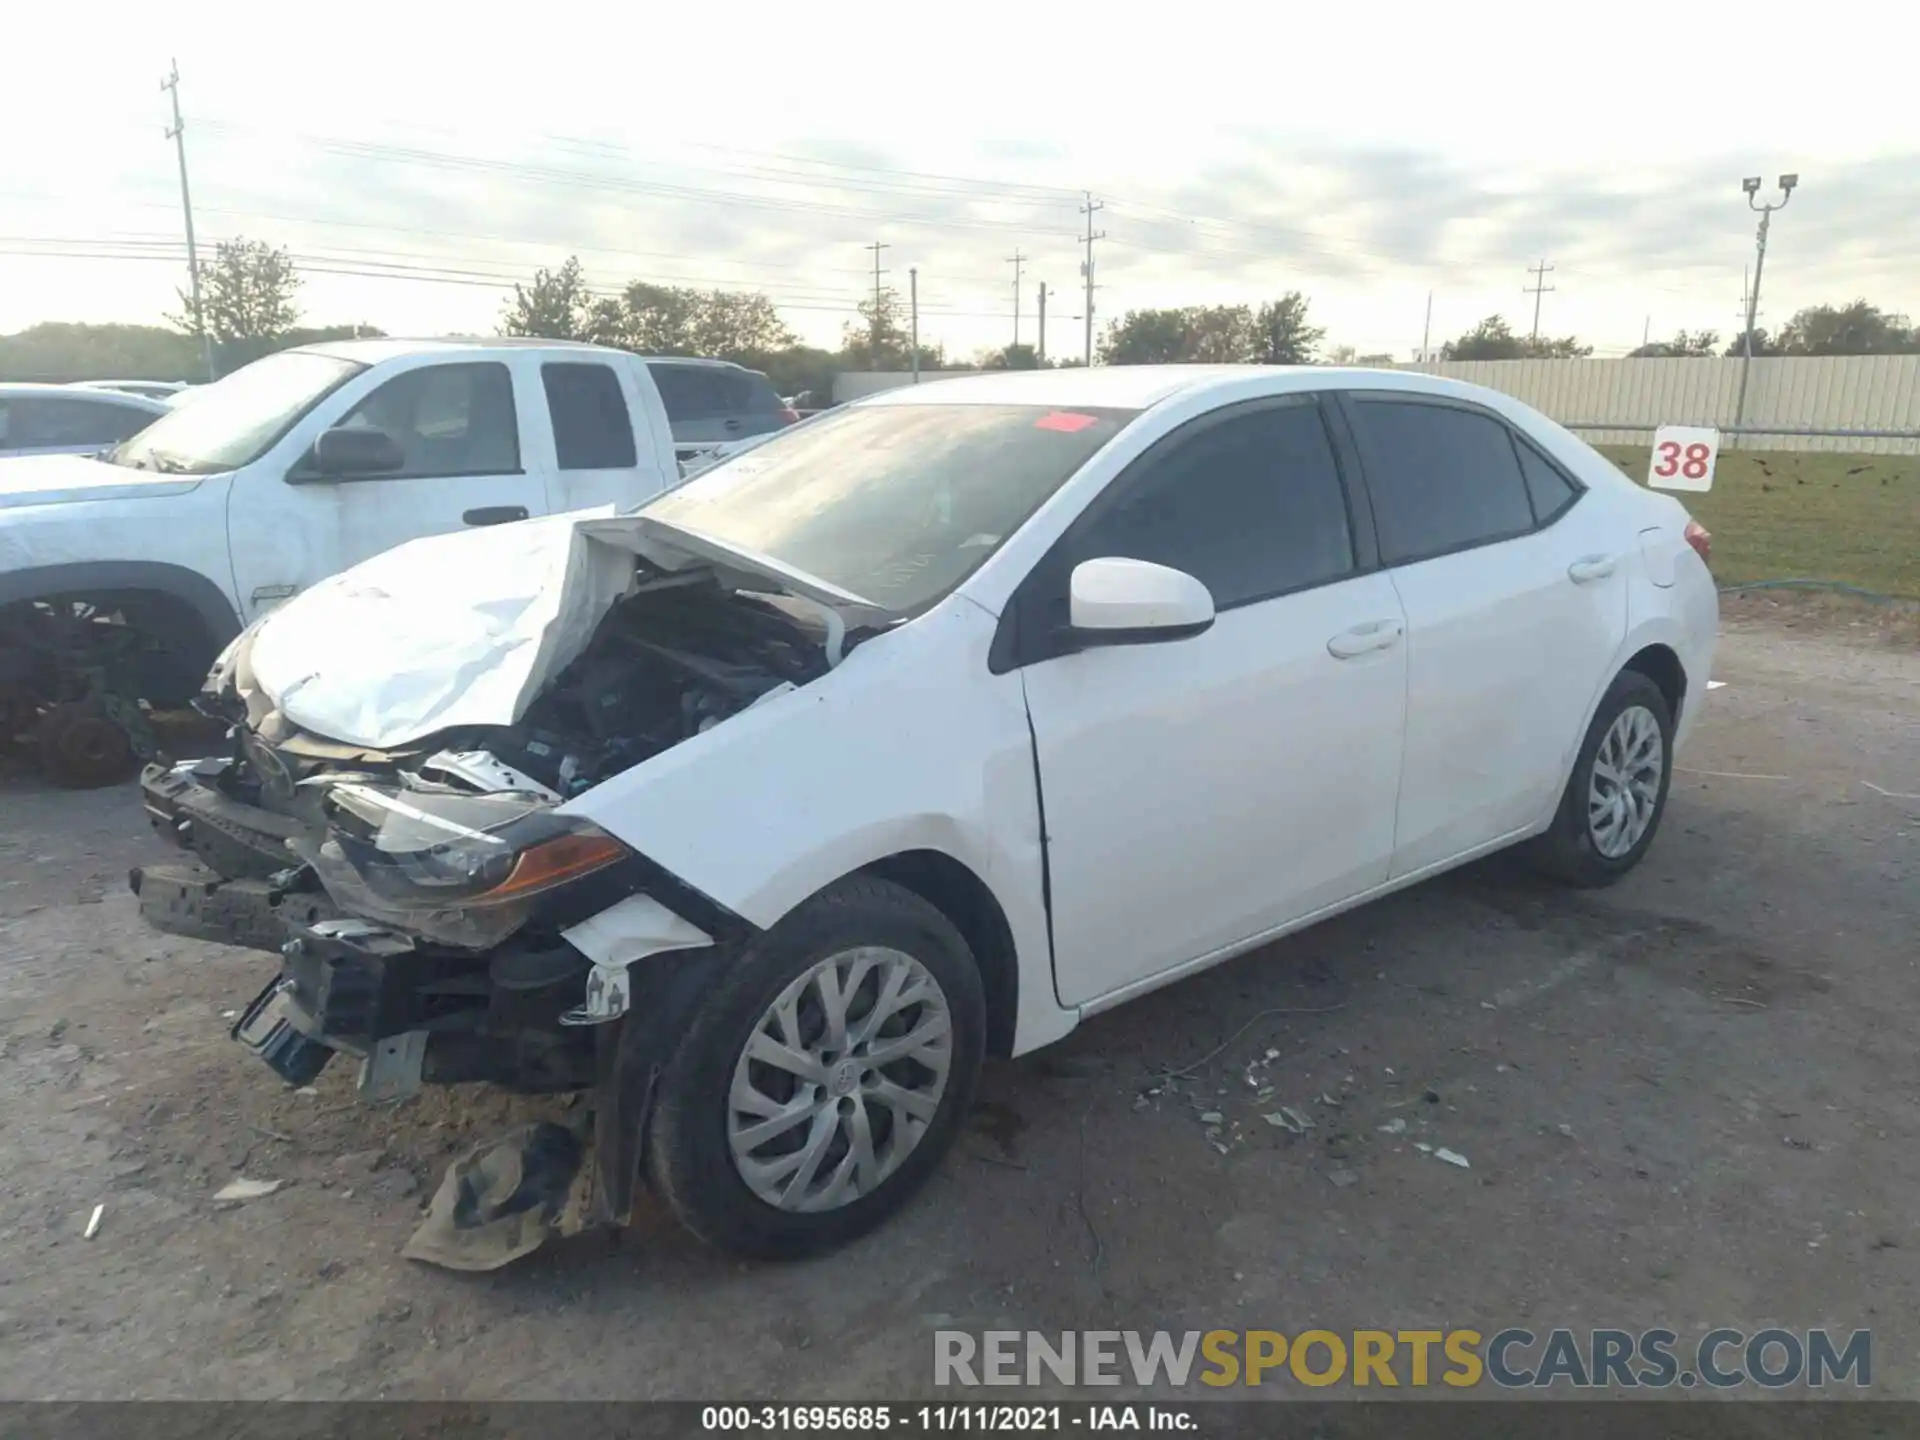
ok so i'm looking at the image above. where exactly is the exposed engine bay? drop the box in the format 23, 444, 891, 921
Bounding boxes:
131, 565, 846, 1095
201, 569, 832, 815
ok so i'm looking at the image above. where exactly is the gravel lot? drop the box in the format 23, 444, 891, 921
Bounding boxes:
1, 605, 1914, 1400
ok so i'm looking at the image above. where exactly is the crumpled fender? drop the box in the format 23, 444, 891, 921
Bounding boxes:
559, 593, 1074, 1056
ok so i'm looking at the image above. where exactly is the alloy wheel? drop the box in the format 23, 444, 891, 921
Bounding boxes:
727, 946, 953, 1213
1587, 703, 1664, 859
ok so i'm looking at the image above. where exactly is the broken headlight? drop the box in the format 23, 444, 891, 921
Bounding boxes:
296, 784, 628, 949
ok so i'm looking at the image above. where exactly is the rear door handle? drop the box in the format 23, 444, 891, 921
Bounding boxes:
724, 418, 743, 431
464, 506, 529, 526
1327, 618, 1405, 659
1568, 554, 1618, 583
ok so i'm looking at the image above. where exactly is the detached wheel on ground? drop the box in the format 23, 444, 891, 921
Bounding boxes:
644, 876, 986, 1260
1528, 668, 1675, 887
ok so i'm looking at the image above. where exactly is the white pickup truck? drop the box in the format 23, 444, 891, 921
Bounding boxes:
0, 338, 684, 785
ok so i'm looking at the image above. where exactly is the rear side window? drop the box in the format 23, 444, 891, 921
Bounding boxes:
725, 370, 784, 414
1349, 399, 1535, 565
648, 365, 729, 421
1064, 398, 1354, 609
5, 395, 155, 447
1515, 436, 1581, 525
543, 363, 637, 469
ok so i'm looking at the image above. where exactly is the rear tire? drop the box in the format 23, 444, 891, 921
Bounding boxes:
1527, 669, 1674, 888
645, 876, 985, 1260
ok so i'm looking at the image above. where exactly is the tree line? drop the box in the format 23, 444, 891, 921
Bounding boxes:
2, 236, 1916, 384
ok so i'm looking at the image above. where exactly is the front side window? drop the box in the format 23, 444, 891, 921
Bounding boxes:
320, 362, 519, 479
1060, 398, 1355, 609
1349, 399, 1535, 565
543, 362, 636, 469
643, 402, 1136, 613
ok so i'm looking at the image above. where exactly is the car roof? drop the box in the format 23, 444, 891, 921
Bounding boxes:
855, 364, 1498, 413
293, 337, 632, 364
0, 383, 168, 410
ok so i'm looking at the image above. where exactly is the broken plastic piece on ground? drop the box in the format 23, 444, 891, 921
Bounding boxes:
213, 1176, 285, 1203
1262, 1106, 1314, 1135
401, 1120, 590, 1272
1434, 1147, 1471, 1169
84, 1203, 104, 1238
1378, 1117, 1407, 1135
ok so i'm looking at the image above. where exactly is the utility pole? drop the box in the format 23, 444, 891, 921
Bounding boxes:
1735, 173, 1798, 437
1523, 259, 1555, 342
1037, 282, 1048, 364
864, 241, 890, 368
1643, 315, 1651, 347
1006, 251, 1026, 347
1079, 193, 1104, 366
1421, 291, 1432, 362
162, 60, 215, 381
909, 267, 919, 384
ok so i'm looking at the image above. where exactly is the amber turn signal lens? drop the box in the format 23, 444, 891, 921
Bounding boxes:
478, 831, 627, 904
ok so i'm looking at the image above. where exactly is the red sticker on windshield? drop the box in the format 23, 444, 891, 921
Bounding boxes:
1033, 411, 1098, 433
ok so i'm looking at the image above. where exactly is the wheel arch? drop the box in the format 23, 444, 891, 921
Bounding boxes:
0, 560, 242, 652
858, 849, 1020, 1058
1620, 641, 1687, 726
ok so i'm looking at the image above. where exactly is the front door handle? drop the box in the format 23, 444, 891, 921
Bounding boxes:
464, 505, 529, 526
1568, 554, 1618, 583
1327, 618, 1405, 659
724, 417, 743, 431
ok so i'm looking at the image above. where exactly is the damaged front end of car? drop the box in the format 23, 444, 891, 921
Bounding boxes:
130, 521, 869, 1231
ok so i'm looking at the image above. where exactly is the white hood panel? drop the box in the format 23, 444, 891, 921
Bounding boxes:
248, 510, 641, 750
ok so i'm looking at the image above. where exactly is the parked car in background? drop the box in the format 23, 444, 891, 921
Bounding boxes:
640, 357, 798, 465
0, 384, 167, 459
68, 379, 192, 402
1, 338, 683, 784
131, 365, 1716, 1262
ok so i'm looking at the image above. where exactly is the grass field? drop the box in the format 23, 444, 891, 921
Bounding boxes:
1593, 445, 1919, 600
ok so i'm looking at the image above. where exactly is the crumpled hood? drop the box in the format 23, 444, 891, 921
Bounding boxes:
0, 452, 203, 510
242, 508, 886, 752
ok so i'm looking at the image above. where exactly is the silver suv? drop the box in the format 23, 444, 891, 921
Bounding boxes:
639, 358, 796, 463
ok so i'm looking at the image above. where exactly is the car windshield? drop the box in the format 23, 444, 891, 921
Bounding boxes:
642, 402, 1137, 613
104, 351, 364, 474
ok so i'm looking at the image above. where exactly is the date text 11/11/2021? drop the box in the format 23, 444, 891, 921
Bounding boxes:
701, 1404, 1199, 1431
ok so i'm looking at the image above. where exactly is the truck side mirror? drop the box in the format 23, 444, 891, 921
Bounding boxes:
309, 426, 404, 478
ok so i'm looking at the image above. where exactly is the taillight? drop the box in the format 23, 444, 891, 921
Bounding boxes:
778, 406, 801, 425
1684, 520, 1712, 564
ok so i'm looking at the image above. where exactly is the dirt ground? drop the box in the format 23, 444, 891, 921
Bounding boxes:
0, 600, 1914, 1401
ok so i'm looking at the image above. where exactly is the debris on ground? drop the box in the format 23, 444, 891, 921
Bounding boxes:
1556, 1123, 1576, 1139
401, 1121, 590, 1272
1434, 1148, 1471, 1169
1198, 1111, 1224, 1125
1378, 1117, 1407, 1136
1328, 1168, 1358, 1188
213, 1177, 285, 1204
1262, 1106, 1314, 1135
84, 1203, 103, 1239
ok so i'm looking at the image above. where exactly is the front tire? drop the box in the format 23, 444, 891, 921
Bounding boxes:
1528, 669, 1674, 887
645, 876, 985, 1260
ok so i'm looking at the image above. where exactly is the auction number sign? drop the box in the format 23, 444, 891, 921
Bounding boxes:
1648, 425, 1719, 492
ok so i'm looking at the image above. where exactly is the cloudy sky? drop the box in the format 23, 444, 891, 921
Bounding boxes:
4, 1, 1915, 363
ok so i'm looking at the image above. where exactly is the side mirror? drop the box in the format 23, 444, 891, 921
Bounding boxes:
309, 425, 403, 478
1067, 557, 1215, 645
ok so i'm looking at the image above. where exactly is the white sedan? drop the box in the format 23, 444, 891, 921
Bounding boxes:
137, 365, 1716, 1260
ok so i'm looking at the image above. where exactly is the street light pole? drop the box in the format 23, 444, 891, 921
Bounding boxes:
1734, 172, 1797, 440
